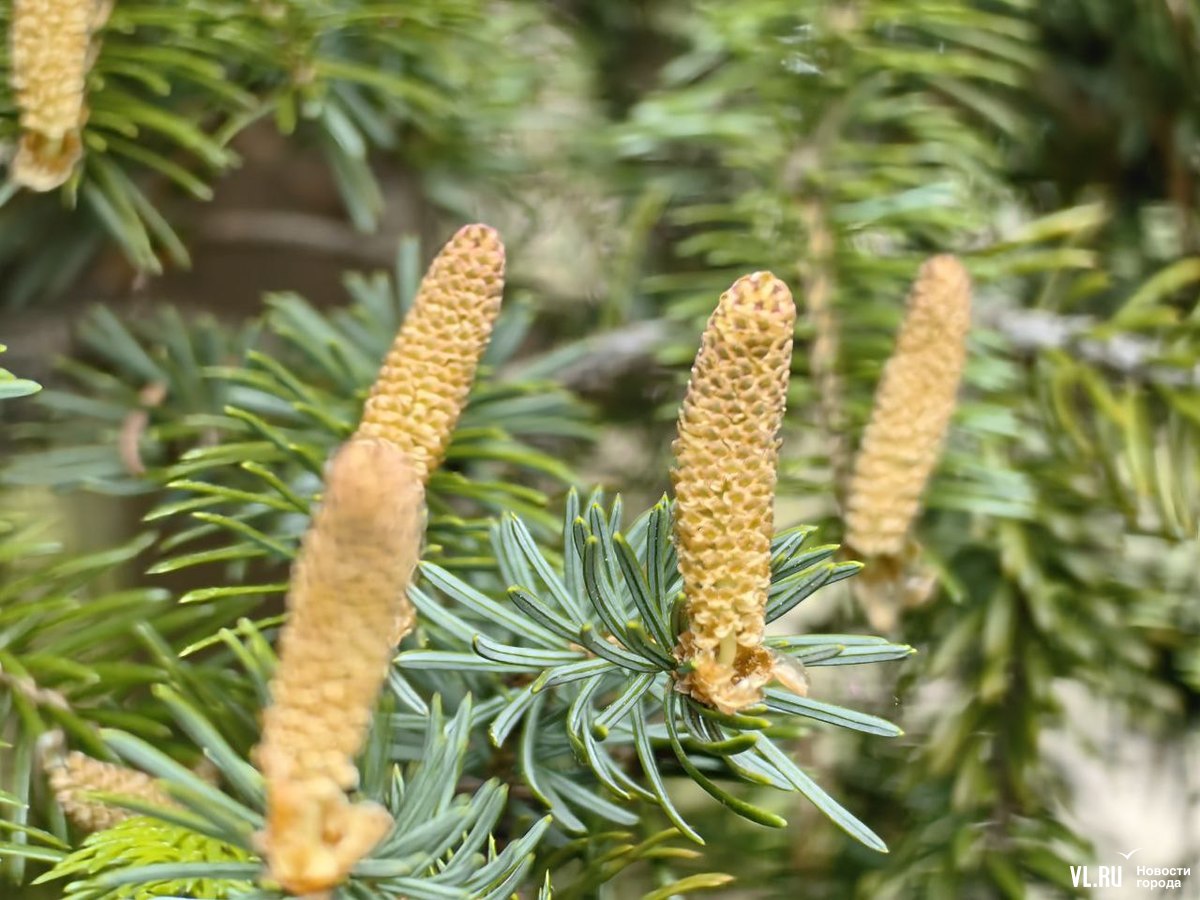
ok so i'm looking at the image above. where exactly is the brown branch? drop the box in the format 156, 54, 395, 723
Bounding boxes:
512, 306, 1199, 394
0, 663, 71, 711
195, 210, 398, 265
117, 381, 167, 476
978, 306, 1200, 388
797, 199, 851, 499
502, 319, 669, 391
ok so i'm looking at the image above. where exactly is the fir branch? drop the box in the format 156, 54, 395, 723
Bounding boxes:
399, 492, 904, 850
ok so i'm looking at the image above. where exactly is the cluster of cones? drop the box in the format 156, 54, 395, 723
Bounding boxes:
41, 225, 971, 896
45, 225, 506, 897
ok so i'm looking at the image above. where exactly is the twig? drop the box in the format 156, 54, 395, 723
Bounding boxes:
0, 663, 71, 711
514, 307, 1200, 392
977, 306, 1200, 388
118, 381, 167, 476
505, 319, 670, 391
196, 209, 398, 265
797, 198, 851, 499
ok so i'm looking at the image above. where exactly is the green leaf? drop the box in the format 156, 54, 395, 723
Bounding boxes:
755, 738, 887, 853
631, 704, 703, 845
0, 378, 41, 400
593, 672, 656, 738
473, 635, 584, 669
763, 689, 903, 737
613, 532, 674, 651
662, 692, 786, 830
576, 623, 659, 673
421, 563, 563, 650
642, 872, 736, 900
520, 694, 585, 833
582, 534, 631, 644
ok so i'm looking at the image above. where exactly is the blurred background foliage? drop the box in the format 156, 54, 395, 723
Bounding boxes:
1, 0, 1197, 897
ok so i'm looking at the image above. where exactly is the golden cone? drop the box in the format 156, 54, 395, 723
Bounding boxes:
258, 777, 392, 900
356, 224, 505, 482
46, 751, 175, 833
844, 254, 971, 629
671, 272, 796, 713
9, 0, 109, 190
256, 438, 425, 895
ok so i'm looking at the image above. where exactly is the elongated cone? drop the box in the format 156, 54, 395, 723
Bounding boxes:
256, 438, 425, 895
671, 272, 796, 714
45, 749, 175, 832
9, 0, 110, 190
844, 255, 971, 630
356, 224, 505, 483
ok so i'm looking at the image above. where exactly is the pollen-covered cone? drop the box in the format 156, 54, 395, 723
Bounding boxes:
46, 751, 176, 832
843, 255, 971, 629
255, 438, 424, 895
671, 272, 795, 714
356, 224, 504, 482
9, 0, 109, 190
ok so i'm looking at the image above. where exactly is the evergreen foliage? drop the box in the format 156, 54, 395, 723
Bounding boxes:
569, 3, 1200, 895
0, 0, 529, 305
0, 521, 232, 884
3, 497, 904, 897
2, 1, 1198, 898
7, 239, 590, 580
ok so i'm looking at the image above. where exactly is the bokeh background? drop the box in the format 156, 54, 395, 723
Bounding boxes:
2, 1, 1198, 897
